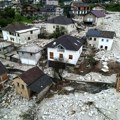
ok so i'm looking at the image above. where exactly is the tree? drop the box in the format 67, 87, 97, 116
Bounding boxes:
49, 26, 67, 38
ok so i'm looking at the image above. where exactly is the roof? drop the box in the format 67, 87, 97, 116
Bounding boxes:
2, 23, 32, 32
46, 16, 74, 25
19, 66, 44, 85
72, 2, 90, 7
45, 35, 86, 51
17, 44, 42, 53
90, 10, 105, 18
0, 62, 7, 75
40, 5, 56, 12
86, 29, 115, 39
19, 66, 53, 93
29, 75, 52, 93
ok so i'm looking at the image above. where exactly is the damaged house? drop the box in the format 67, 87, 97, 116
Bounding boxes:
13, 66, 53, 99
86, 29, 116, 50
2, 23, 40, 44
17, 44, 42, 65
83, 10, 105, 26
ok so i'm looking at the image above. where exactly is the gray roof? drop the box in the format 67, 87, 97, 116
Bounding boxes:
2, 23, 32, 32
46, 35, 86, 51
19, 66, 53, 93
17, 44, 42, 54
29, 75, 53, 93
90, 10, 105, 18
86, 29, 115, 39
0, 62, 7, 75
46, 16, 74, 25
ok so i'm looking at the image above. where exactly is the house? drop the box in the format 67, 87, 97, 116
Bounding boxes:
46, 35, 86, 65
83, 10, 105, 26
13, 66, 53, 99
92, 4, 105, 12
2, 23, 40, 44
0, 41, 14, 54
17, 44, 42, 65
86, 29, 116, 50
71, 2, 91, 16
0, 61, 8, 90
21, 4, 40, 17
40, 5, 63, 16
44, 16, 76, 33
46, 0, 58, 6
0, 1, 12, 10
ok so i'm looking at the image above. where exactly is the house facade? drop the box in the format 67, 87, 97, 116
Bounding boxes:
2, 23, 40, 44
83, 10, 105, 26
44, 16, 76, 33
86, 29, 116, 50
40, 5, 63, 16
71, 2, 91, 16
0, 61, 8, 90
46, 35, 86, 65
17, 44, 42, 65
13, 66, 53, 99
46, 0, 58, 5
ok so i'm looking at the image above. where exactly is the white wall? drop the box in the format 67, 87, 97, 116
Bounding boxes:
46, 0, 58, 5
45, 23, 76, 34
47, 46, 83, 65
87, 37, 113, 50
2, 29, 40, 44
18, 52, 41, 65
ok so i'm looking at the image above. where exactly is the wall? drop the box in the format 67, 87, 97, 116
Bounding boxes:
87, 37, 113, 50
46, 0, 58, 5
13, 77, 31, 99
37, 85, 51, 100
47, 46, 83, 65
18, 51, 41, 65
45, 23, 76, 34
2, 29, 40, 44
83, 13, 96, 23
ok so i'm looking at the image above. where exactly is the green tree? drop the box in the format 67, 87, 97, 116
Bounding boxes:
49, 26, 67, 38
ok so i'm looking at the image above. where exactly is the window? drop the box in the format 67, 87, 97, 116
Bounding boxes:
59, 54, 63, 59
89, 37, 92, 40
69, 55, 73, 59
22, 84, 24, 89
28, 37, 30, 40
50, 52, 54, 59
53, 26, 55, 28
106, 40, 109, 42
18, 33, 19, 36
102, 39, 104, 41
100, 45, 103, 49
94, 38, 96, 41
30, 53, 32, 56
30, 31, 33, 34
17, 82, 19, 87
105, 46, 108, 50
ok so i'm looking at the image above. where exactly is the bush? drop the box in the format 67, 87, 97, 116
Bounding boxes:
105, 4, 120, 12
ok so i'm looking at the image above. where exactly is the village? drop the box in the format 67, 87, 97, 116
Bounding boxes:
0, 0, 120, 120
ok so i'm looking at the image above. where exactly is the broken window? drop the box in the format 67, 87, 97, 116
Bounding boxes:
17, 82, 19, 87
69, 55, 73, 59
50, 52, 54, 59
100, 45, 103, 49
22, 84, 24, 89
